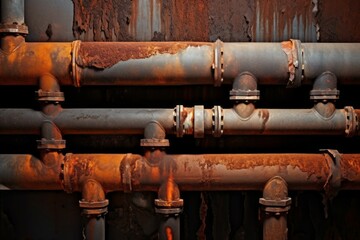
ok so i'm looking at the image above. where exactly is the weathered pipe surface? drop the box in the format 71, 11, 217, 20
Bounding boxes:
1, 153, 360, 191
223, 108, 348, 135
75, 42, 214, 86
0, 106, 356, 136
0, 41, 73, 85
69, 0, 360, 43
1, 39, 360, 86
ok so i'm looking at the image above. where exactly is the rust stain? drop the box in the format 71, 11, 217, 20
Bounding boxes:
258, 109, 269, 132
165, 226, 173, 240
72, 0, 132, 41
254, 0, 316, 41
199, 154, 329, 181
182, 107, 194, 135
76, 42, 205, 69
281, 40, 296, 82
317, 0, 360, 42
341, 155, 360, 182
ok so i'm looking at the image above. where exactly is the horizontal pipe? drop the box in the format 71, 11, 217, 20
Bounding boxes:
0, 39, 359, 86
0, 106, 357, 136
1, 152, 360, 191
223, 108, 347, 135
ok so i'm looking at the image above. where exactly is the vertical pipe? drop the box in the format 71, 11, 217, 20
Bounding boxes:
84, 217, 105, 240
260, 176, 291, 240
80, 179, 107, 240
0, 0, 24, 25
159, 216, 180, 240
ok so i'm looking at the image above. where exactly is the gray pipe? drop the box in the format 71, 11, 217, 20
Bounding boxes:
0, 0, 24, 25
0, 107, 356, 136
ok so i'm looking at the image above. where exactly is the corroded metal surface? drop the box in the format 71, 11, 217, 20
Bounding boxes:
2, 152, 360, 191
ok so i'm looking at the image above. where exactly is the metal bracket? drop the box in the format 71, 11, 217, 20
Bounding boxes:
213, 39, 224, 87
320, 149, 342, 199
212, 106, 223, 137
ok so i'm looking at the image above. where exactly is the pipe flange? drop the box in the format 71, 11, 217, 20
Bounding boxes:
229, 89, 260, 101
344, 106, 358, 137
259, 197, 292, 214
155, 198, 184, 208
0, 23, 28, 34
213, 39, 224, 87
155, 207, 183, 216
174, 105, 184, 137
71, 40, 82, 87
79, 199, 109, 209
140, 139, 170, 147
310, 89, 340, 101
36, 90, 65, 102
36, 139, 66, 150
212, 106, 223, 137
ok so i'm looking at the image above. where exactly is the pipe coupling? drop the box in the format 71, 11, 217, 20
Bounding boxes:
79, 199, 109, 216
212, 106, 224, 137
345, 106, 359, 137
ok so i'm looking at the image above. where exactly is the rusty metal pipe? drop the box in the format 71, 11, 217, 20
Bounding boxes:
0, 108, 175, 135
260, 176, 290, 240
0, 40, 360, 86
1, 106, 357, 136
2, 153, 360, 191
223, 107, 349, 135
0, 0, 25, 26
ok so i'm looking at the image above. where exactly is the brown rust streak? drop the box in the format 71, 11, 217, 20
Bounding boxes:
199, 154, 328, 180
77, 42, 210, 69
341, 154, 360, 182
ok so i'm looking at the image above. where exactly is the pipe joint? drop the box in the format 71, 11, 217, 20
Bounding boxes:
310, 71, 339, 101
259, 176, 291, 215
230, 72, 260, 101
155, 179, 183, 215
212, 106, 224, 137
213, 39, 224, 87
141, 121, 169, 147
0, 0, 28, 35
36, 74, 64, 102
344, 106, 359, 137
37, 121, 65, 150
80, 179, 108, 216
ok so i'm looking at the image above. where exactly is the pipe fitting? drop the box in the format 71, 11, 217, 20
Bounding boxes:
36, 74, 64, 102
233, 103, 256, 119
310, 71, 339, 101
0, 0, 28, 35
230, 72, 260, 101
259, 177, 291, 215
141, 121, 169, 147
313, 102, 336, 119
80, 179, 108, 216
0, 35, 24, 54
37, 121, 65, 150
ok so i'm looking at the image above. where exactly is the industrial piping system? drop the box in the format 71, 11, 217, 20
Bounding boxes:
1, 0, 360, 239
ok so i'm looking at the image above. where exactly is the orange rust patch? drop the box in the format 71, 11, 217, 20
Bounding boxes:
200, 154, 329, 180
77, 42, 206, 69
165, 226, 173, 240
